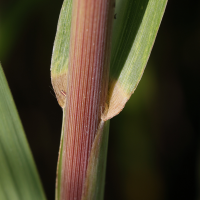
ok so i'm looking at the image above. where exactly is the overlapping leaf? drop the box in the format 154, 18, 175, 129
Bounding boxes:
51, 0, 167, 120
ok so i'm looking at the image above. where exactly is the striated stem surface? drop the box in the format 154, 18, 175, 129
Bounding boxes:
61, 0, 114, 199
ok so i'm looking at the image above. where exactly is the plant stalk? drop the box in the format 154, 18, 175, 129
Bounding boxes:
60, 0, 115, 199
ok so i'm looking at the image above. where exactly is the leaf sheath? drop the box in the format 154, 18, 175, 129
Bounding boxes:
60, 0, 114, 199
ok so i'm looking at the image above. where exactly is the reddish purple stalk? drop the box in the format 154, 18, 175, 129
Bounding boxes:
60, 0, 114, 199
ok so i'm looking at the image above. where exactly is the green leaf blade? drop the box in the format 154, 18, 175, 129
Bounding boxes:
0, 64, 46, 200
116, 0, 167, 93
103, 0, 168, 121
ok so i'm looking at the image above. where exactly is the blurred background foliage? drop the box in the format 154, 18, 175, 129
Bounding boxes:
0, 0, 200, 200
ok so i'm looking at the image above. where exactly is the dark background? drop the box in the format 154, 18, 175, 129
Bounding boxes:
1, 0, 200, 199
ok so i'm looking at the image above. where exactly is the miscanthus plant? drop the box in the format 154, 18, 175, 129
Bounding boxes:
0, 0, 167, 200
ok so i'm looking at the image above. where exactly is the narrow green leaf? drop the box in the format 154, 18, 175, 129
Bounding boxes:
0, 64, 46, 200
102, 0, 168, 120
50, 0, 72, 108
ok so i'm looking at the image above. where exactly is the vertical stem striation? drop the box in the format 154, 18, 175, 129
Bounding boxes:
61, 0, 114, 199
